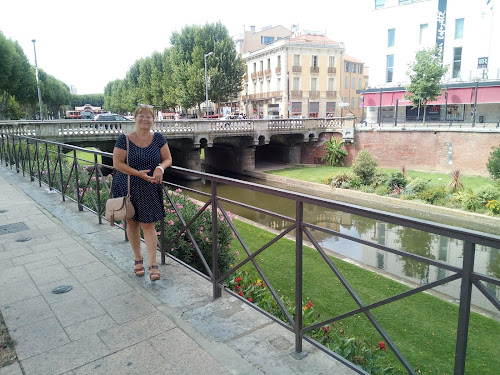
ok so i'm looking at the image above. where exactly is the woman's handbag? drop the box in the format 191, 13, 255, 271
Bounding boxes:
105, 135, 135, 226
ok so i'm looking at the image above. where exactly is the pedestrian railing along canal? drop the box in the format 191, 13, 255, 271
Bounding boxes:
1, 133, 499, 375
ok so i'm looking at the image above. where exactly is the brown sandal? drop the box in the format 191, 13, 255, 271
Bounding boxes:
134, 258, 145, 277
149, 265, 160, 281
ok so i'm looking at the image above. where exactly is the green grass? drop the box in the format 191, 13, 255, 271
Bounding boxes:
265, 165, 496, 190
231, 218, 500, 375
66, 148, 102, 166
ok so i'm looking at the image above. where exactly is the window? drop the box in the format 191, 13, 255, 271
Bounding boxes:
345, 76, 349, 89
453, 47, 462, 78
375, 0, 385, 8
311, 77, 318, 91
386, 54, 394, 83
328, 78, 335, 91
253, 62, 256, 73
259, 60, 263, 71
277, 78, 281, 91
312, 55, 318, 67
267, 58, 271, 69
328, 56, 335, 67
293, 54, 300, 66
359, 78, 363, 88
352, 77, 356, 89
293, 77, 300, 90
419, 23, 428, 44
358, 97, 362, 108
455, 18, 464, 39
351, 97, 354, 108
277, 55, 281, 67
388, 28, 395, 47
261, 36, 274, 44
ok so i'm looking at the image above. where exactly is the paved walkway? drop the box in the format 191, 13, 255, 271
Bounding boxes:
0, 164, 355, 375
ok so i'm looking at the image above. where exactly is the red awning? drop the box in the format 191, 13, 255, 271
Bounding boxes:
363, 86, 499, 106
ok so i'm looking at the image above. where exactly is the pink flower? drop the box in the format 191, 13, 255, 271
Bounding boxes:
235, 251, 239, 256
156, 232, 161, 235
176, 188, 182, 192
227, 244, 231, 249
167, 220, 174, 226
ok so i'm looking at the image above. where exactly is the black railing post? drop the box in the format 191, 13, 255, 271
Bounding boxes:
45, 143, 52, 190
35, 140, 41, 187
26, 139, 34, 182
211, 180, 222, 298
454, 241, 475, 375
6, 135, 12, 169
73, 149, 83, 211
94, 154, 102, 224
294, 201, 304, 354
57, 146, 65, 201
160, 216, 166, 265
13, 136, 19, 173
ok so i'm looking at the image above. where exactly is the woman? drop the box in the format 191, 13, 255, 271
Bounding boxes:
112, 104, 172, 281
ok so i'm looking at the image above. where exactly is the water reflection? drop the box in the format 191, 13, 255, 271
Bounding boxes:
166, 176, 499, 317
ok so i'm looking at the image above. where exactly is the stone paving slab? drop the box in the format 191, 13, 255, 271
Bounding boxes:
0, 164, 357, 375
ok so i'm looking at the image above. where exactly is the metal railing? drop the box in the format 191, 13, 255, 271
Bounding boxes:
1, 133, 499, 375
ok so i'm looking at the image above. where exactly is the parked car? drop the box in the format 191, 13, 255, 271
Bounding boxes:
263, 115, 281, 120
93, 113, 131, 121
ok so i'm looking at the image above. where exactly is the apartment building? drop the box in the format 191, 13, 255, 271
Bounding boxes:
241, 30, 367, 119
363, 0, 500, 124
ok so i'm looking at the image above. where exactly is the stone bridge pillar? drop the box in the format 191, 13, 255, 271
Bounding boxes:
203, 145, 256, 174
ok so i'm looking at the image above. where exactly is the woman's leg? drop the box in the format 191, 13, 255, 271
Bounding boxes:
126, 219, 143, 272
140, 222, 159, 269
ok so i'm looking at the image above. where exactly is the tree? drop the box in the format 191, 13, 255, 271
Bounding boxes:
487, 145, 500, 180
352, 149, 378, 185
404, 47, 448, 124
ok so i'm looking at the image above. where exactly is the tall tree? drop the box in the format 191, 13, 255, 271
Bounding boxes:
404, 47, 448, 124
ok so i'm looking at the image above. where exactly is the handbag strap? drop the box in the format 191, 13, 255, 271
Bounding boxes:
125, 134, 131, 197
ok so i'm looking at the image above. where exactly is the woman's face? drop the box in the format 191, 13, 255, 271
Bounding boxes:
135, 109, 154, 129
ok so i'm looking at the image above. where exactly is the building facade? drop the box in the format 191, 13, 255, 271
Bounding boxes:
363, 0, 500, 124
241, 31, 367, 120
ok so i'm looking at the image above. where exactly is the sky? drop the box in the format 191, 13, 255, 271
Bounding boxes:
1, 0, 371, 95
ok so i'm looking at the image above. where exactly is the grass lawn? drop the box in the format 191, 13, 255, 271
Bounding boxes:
265, 165, 495, 190
66, 148, 102, 165
231, 218, 500, 375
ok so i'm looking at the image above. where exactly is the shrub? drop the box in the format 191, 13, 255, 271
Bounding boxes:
322, 137, 348, 166
476, 185, 500, 206
417, 184, 448, 205
386, 172, 407, 189
372, 169, 389, 187
160, 189, 236, 275
359, 185, 375, 194
406, 178, 429, 194
455, 188, 481, 212
352, 149, 378, 185
447, 169, 464, 193
486, 145, 500, 180
486, 200, 500, 215
329, 173, 354, 188
375, 185, 391, 196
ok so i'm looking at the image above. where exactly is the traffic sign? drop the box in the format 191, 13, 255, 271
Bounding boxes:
478, 57, 488, 69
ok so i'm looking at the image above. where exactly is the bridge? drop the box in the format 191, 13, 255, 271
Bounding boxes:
0, 116, 355, 175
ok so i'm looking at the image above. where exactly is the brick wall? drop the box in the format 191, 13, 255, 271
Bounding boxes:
301, 130, 500, 176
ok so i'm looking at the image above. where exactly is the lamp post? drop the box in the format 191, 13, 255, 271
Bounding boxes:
32, 39, 43, 121
204, 51, 213, 119
287, 71, 290, 118
245, 84, 249, 118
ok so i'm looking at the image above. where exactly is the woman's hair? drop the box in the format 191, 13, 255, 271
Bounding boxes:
134, 105, 155, 120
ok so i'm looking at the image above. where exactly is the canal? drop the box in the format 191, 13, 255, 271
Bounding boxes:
165, 171, 500, 319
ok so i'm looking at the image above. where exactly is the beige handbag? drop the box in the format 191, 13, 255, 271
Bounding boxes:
105, 135, 135, 226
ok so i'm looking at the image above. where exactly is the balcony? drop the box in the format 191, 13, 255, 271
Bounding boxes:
292, 66, 302, 73
291, 90, 302, 98
326, 91, 337, 99
328, 67, 336, 74
264, 69, 272, 77
251, 72, 257, 80
310, 66, 319, 74
275, 67, 281, 75
309, 90, 320, 99
257, 71, 264, 78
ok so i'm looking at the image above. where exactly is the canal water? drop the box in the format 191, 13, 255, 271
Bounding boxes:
165, 172, 500, 318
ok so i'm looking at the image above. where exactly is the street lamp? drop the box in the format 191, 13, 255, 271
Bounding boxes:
32, 39, 43, 121
204, 51, 213, 119
287, 71, 290, 118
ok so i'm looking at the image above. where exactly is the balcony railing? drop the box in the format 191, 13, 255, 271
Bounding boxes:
292, 66, 302, 73
328, 67, 336, 74
275, 67, 281, 75
326, 91, 337, 99
291, 90, 302, 98
1, 133, 498, 375
264, 69, 271, 77
257, 71, 264, 78
251, 72, 257, 80
310, 66, 319, 74
309, 90, 320, 99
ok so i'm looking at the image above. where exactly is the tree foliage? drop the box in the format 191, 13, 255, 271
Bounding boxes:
487, 145, 500, 180
322, 137, 348, 166
404, 47, 448, 124
71, 94, 104, 108
103, 22, 245, 116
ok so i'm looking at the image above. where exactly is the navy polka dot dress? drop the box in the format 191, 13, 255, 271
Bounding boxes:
112, 132, 167, 223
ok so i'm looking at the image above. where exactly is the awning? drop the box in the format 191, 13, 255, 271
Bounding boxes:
363, 86, 499, 106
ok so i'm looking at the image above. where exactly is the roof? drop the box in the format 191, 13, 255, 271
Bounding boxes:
290, 34, 341, 47
344, 54, 364, 64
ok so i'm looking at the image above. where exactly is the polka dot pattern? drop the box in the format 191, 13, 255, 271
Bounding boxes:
112, 132, 167, 223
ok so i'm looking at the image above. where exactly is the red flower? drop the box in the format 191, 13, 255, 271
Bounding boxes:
235, 277, 242, 283
321, 326, 330, 332
305, 301, 313, 309
247, 298, 253, 303
238, 291, 243, 296
234, 285, 241, 291
378, 342, 386, 351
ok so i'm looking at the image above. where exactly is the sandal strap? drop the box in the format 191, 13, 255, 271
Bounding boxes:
135, 258, 144, 265
149, 265, 159, 270
134, 267, 144, 272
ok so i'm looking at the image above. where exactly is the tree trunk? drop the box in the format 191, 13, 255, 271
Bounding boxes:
423, 105, 427, 125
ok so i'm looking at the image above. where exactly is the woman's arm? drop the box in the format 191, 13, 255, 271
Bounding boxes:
152, 143, 173, 183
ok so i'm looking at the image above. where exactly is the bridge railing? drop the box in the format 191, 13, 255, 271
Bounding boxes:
1, 133, 498, 375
